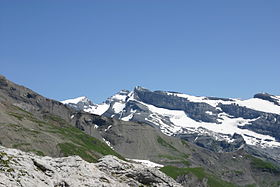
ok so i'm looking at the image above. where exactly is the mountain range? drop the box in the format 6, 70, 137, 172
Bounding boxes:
62, 87, 280, 161
1, 75, 280, 187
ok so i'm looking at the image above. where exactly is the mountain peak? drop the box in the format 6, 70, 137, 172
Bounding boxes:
254, 93, 280, 106
118, 89, 130, 95
61, 96, 91, 105
134, 86, 150, 92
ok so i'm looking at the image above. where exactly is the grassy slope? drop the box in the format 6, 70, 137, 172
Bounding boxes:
160, 166, 236, 187
4, 105, 123, 162
156, 136, 190, 166
248, 155, 280, 174
159, 155, 280, 187
156, 135, 237, 186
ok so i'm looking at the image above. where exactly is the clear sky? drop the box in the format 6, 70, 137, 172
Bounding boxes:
1, 0, 279, 103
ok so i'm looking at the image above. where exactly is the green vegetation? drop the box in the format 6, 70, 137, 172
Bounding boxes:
30, 150, 45, 156
41, 114, 124, 162
181, 139, 189, 147
159, 154, 190, 166
244, 184, 256, 187
1, 123, 18, 127
181, 160, 190, 166
13, 125, 40, 135
157, 137, 190, 167
6, 107, 124, 162
12, 143, 31, 148
159, 154, 182, 160
12, 143, 44, 156
0, 152, 10, 167
249, 156, 280, 173
55, 126, 124, 162
44, 114, 68, 126
160, 166, 204, 180
11, 105, 33, 116
8, 112, 24, 121
7, 109, 46, 126
164, 160, 190, 167
160, 166, 235, 187
233, 170, 243, 175
28, 117, 46, 126
4, 122, 40, 136
58, 143, 98, 162
0, 151, 14, 172
157, 136, 178, 151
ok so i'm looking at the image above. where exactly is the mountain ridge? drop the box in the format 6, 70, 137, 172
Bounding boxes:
62, 87, 280, 163
62, 86, 280, 115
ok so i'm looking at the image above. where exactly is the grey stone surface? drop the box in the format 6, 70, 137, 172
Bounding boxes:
0, 146, 181, 187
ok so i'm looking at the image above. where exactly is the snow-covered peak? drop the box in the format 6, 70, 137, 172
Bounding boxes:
105, 90, 134, 115
61, 90, 134, 116
62, 88, 280, 150
61, 96, 92, 105
254, 93, 280, 106
102, 88, 280, 149
134, 86, 149, 92
108, 90, 130, 103
61, 96, 103, 114
62, 89, 280, 116
164, 91, 280, 115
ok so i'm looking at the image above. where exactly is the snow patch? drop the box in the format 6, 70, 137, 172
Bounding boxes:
112, 102, 126, 113
205, 111, 213, 115
236, 98, 280, 115
121, 109, 137, 121
61, 96, 89, 104
104, 125, 112, 132
127, 159, 163, 168
136, 100, 280, 148
102, 138, 114, 150
84, 102, 110, 115
167, 92, 280, 115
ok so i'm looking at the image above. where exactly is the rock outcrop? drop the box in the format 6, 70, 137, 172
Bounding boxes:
0, 146, 181, 187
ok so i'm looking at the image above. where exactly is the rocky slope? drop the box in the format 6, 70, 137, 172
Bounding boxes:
0, 75, 123, 162
80, 115, 280, 186
63, 87, 280, 163
0, 145, 180, 187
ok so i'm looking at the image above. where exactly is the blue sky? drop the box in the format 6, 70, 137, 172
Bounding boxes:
1, 1, 279, 103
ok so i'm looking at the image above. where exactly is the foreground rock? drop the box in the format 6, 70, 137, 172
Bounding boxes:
0, 146, 181, 187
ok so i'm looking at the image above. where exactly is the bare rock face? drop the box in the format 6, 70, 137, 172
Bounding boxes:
97, 156, 181, 187
0, 146, 181, 187
254, 93, 280, 106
